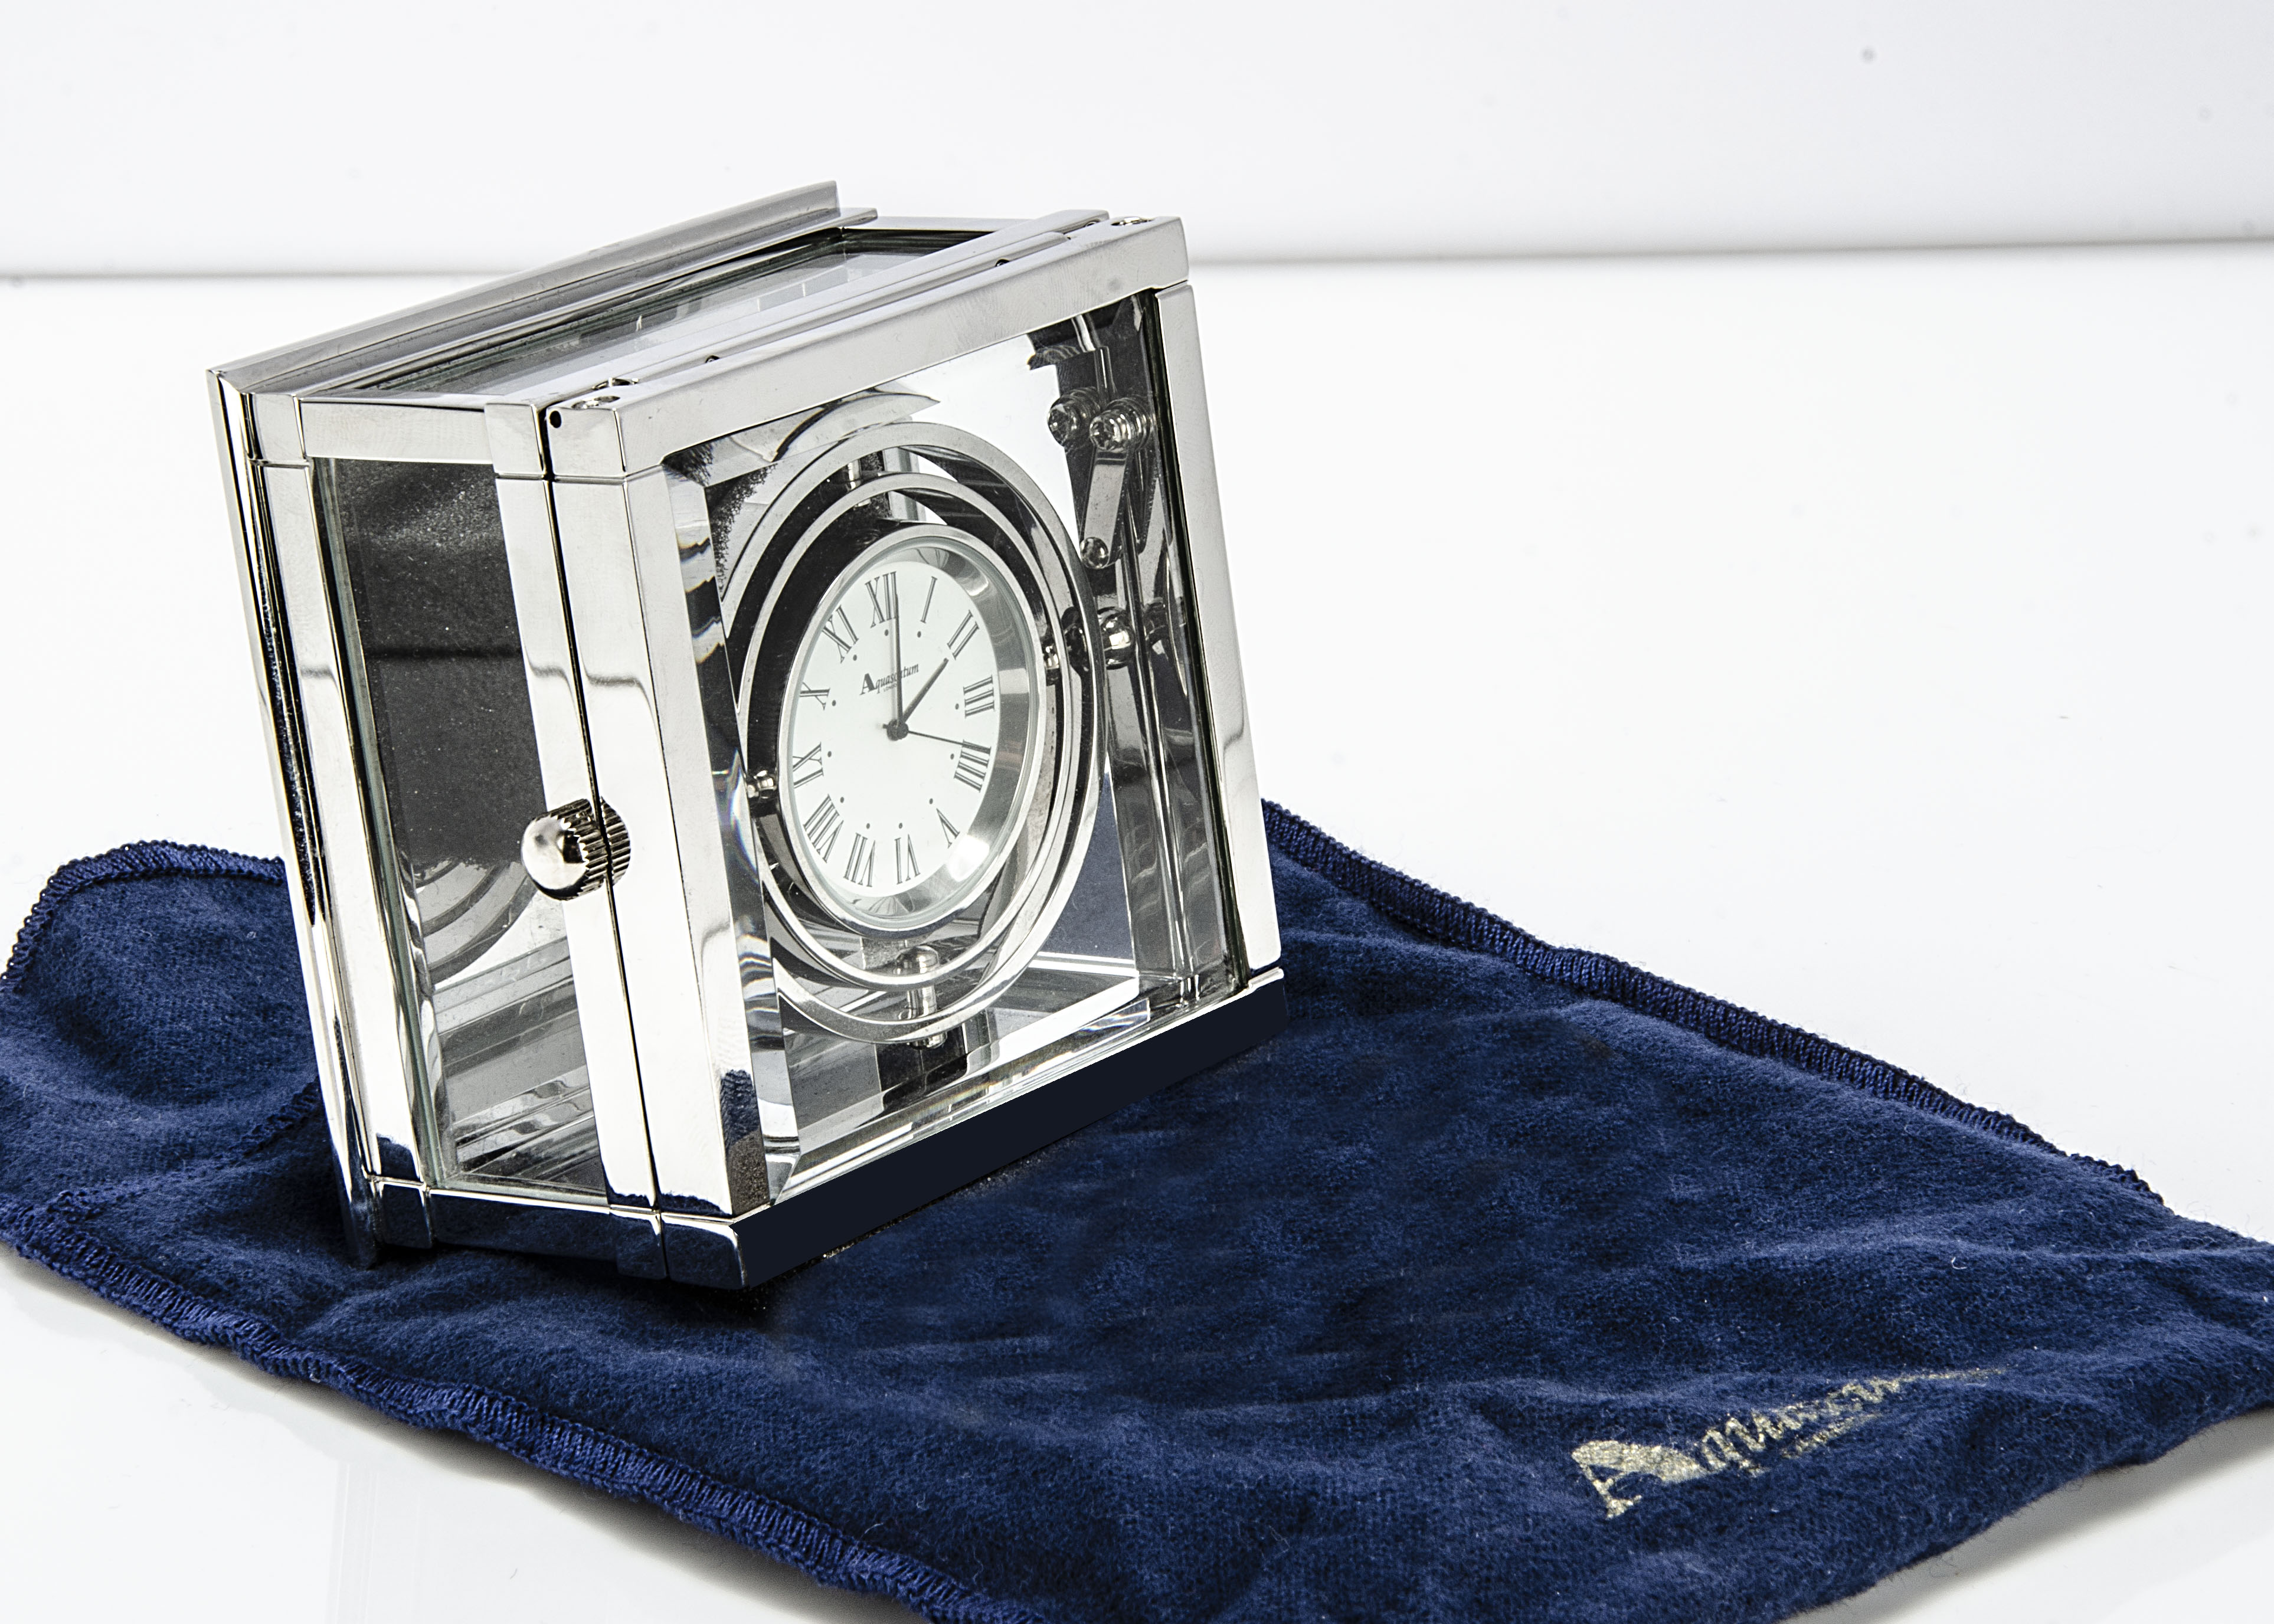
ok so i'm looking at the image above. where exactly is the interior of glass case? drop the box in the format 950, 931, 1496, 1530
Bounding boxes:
672, 295, 1239, 1206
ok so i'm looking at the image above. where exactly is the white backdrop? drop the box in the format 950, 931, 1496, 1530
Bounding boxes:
8, 9, 2274, 1618
6, 0, 2274, 272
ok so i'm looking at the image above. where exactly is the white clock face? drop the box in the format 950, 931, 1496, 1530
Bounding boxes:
778, 535, 1041, 930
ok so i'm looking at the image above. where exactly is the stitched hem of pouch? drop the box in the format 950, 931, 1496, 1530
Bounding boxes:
1261, 801, 2160, 1200
2, 840, 287, 998
0, 1197, 1055, 1624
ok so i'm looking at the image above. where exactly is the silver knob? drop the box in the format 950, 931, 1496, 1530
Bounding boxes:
521, 798, 629, 900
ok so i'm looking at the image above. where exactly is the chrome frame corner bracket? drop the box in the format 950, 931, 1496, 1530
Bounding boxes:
549, 475, 745, 1218
1149, 283, 1280, 974
248, 391, 303, 464
485, 401, 547, 477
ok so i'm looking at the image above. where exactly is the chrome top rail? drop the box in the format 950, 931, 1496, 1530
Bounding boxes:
215, 182, 866, 400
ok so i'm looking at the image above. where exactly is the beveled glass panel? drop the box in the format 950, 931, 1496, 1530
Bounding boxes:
315, 459, 603, 1198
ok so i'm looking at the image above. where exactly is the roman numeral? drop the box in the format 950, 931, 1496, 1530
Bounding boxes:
864, 572, 898, 626
820, 605, 858, 657
935, 808, 961, 845
947, 611, 978, 656
843, 832, 876, 888
953, 742, 989, 791
798, 684, 829, 705
801, 796, 843, 861
893, 834, 920, 885
960, 675, 994, 716
921, 577, 938, 623
789, 743, 824, 787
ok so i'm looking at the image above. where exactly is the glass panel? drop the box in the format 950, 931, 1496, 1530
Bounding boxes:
315, 459, 603, 1198
1036, 294, 1236, 1004
374, 231, 966, 401
670, 296, 1241, 1207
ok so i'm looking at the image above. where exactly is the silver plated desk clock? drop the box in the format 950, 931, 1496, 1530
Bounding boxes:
210, 184, 1284, 1288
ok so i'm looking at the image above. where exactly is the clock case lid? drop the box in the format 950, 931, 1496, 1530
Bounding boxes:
211, 184, 1282, 1286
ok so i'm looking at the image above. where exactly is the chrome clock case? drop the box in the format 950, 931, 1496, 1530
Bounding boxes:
210, 185, 1284, 1287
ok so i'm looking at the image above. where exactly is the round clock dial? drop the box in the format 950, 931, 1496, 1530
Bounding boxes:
778, 534, 1042, 931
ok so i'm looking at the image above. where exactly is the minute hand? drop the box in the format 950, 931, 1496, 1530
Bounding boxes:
891, 601, 905, 728
898, 656, 951, 727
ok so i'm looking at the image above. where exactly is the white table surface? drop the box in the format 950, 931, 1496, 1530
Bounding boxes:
2, 246, 2269, 1620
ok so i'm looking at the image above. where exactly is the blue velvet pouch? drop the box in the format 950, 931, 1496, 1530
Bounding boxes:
5, 806, 2272, 1623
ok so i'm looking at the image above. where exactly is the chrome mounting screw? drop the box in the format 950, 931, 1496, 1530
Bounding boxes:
1088, 400, 1150, 454
1046, 388, 1103, 448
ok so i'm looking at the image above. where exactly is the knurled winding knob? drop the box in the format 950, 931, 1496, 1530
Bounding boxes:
520, 798, 630, 900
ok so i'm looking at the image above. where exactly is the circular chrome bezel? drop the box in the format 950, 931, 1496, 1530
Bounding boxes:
719, 415, 1102, 1044
775, 528, 1044, 934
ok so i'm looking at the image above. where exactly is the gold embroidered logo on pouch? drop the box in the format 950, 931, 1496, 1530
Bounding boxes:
1570, 1367, 2000, 1519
